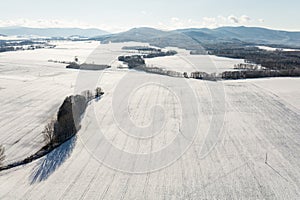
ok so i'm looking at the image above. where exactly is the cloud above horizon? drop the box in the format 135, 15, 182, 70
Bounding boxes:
0, 18, 130, 33
0, 19, 92, 28
0, 15, 261, 33
158, 15, 257, 30
0, 1, 298, 32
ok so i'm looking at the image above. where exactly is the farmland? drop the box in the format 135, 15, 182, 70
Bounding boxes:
0, 41, 299, 199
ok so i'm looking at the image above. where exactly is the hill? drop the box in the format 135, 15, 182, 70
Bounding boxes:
96, 26, 300, 49
177, 26, 300, 45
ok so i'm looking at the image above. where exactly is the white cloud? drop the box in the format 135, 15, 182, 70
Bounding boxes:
240, 15, 251, 23
0, 15, 261, 33
0, 19, 92, 28
202, 17, 218, 28
227, 15, 251, 24
0, 18, 124, 32
157, 15, 255, 30
228, 15, 239, 24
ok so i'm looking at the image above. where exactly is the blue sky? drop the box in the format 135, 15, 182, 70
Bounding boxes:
0, 0, 299, 32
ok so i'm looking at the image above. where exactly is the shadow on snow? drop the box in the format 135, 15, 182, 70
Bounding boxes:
29, 136, 77, 184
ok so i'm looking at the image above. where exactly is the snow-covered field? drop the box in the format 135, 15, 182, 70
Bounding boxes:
0, 41, 300, 199
145, 47, 245, 74
0, 41, 99, 164
257, 45, 300, 52
0, 41, 147, 164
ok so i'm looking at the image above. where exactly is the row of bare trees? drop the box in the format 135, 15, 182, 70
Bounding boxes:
137, 65, 183, 78
186, 68, 300, 80
221, 69, 300, 79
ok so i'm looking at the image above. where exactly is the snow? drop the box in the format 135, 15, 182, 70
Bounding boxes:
145, 47, 245, 74
0, 41, 147, 164
0, 36, 31, 41
0, 41, 93, 165
0, 41, 300, 199
257, 45, 300, 52
241, 78, 300, 110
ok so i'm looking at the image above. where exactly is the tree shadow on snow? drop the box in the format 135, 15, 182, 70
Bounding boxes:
29, 136, 77, 184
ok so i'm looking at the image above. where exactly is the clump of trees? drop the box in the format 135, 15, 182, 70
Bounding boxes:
122, 46, 162, 53
0, 40, 55, 53
183, 72, 189, 78
221, 69, 300, 80
66, 63, 111, 70
0, 145, 5, 166
190, 71, 219, 81
43, 88, 104, 147
234, 63, 264, 70
95, 87, 104, 98
43, 95, 87, 146
190, 71, 210, 79
190, 50, 207, 55
118, 50, 177, 69
0, 89, 104, 171
134, 65, 183, 78
118, 53, 183, 77
208, 45, 300, 71
143, 50, 177, 58
0, 46, 15, 53
54, 95, 87, 143
188, 68, 300, 81
118, 55, 145, 68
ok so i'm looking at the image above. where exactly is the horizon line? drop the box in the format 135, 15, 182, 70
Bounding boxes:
1, 25, 300, 34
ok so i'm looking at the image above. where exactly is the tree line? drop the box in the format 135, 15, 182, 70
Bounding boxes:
207, 45, 300, 71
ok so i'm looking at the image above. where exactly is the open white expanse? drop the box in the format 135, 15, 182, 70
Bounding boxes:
0, 42, 300, 199
145, 47, 245, 74
257, 46, 300, 52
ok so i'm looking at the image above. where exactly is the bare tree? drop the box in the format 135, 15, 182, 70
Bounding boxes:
95, 87, 104, 98
43, 119, 56, 146
0, 145, 5, 166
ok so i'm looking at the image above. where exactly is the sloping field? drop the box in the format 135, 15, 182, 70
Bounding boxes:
0, 41, 149, 164
0, 41, 89, 164
0, 42, 299, 199
244, 78, 300, 110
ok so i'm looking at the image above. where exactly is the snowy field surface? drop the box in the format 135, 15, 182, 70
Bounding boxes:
257, 45, 300, 52
0, 41, 300, 199
145, 47, 245, 74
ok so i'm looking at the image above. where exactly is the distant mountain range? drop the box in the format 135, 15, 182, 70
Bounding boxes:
96, 26, 300, 49
1, 26, 300, 49
0, 27, 109, 38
